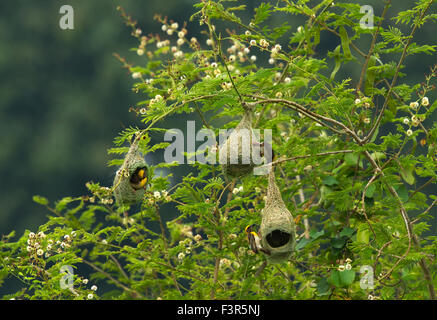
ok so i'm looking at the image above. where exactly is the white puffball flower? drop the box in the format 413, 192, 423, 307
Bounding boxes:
178, 31, 185, 38
229, 55, 236, 62
132, 72, 141, 79
269, 58, 275, 64
171, 22, 179, 29
245, 30, 251, 36
410, 101, 419, 109
37, 249, 44, 256
345, 263, 352, 270
403, 118, 410, 124
250, 55, 257, 62
161, 25, 167, 32
422, 97, 429, 106
178, 252, 185, 260
406, 129, 413, 136
297, 26, 303, 33
91, 285, 98, 291
153, 191, 161, 199
28, 232, 35, 239
276, 92, 283, 98
137, 48, 144, 56
364, 118, 371, 124
87, 294, 93, 300
166, 29, 174, 36
249, 39, 256, 46
83, 279, 89, 284
101, 239, 107, 245
177, 38, 184, 46
284, 77, 291, 84
232, 187, 240, 195
338, 264, 345, 271
355, 98, 361, 105
206, 39, 214, 46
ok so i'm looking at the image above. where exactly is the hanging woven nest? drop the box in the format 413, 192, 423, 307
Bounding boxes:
113, 133, 149, 205
260, 168, 296, 263
218, 108, 259, 178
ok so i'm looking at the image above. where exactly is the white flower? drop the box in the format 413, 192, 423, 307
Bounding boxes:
178, 31, 185, 38
135, 28, 142, 36
37, 249, 44, 256
275, 92, 283, 98
177, 38, 184, 46
345, 263, 352, 270
206, 39, 214, 46
171, 22, 179, 29
46, 244, 52, 251
259, 39, 269, 48
250, 55, 257, 62
178, 252, 185, 260
101, 239, 107, 245
274, 44, 282, 51
166, 29, 174, 36
284, 77, 291, 84
64, 235, 70, 241
190, 37, 197, 43
194, 234, 202, 242
338, 264, 345, 271
91, 285, 97, 291
232, 187, 240, 195
137, 48, 144, 56
37, 231, 46, 238
268, 58, 275, 64
243, 47, 250, 54
249, 39, 256, 46
245, 30, 251, 36
403, 118, 409, 124
406, 129, 413, 136
26, 246, 32, 252
410, 101, 419, 109
132, 72, 141, 79
28, 232, 35, 239
71, 231, 76, 237
229, 55, 236, 62
87, 294, 94, 300
421, 97, 429, 106
153, 191, 161, 199
161, 25, 167, 32
355, 98, 361, 105
297, 26, 303, 33
83, 279, 89, 284
139, 108, 147, 115
364, 117, 371, 124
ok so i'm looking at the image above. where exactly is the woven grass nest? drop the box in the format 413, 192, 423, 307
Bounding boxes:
113, 133, 149, 205
260, 168, 296, 263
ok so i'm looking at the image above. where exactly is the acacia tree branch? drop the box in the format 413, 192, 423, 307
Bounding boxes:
363, 1, 433, 143
356, 0, 391, 93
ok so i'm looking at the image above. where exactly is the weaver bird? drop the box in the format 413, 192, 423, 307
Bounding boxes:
129, 166, 148, 190
245, 225, 270, 255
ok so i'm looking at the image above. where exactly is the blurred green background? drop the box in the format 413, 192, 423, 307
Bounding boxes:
0, 0, 435, 242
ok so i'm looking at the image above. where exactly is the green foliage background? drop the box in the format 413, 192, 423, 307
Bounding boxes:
0, 0, 436, 299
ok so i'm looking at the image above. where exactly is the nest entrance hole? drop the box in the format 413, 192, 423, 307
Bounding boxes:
266, 230, 291, 248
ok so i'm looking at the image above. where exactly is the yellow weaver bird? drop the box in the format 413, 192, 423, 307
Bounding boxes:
245, 225, 270, 255
129, 166, 148, 190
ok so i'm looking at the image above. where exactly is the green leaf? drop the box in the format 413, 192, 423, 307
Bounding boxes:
339, 26, 352, 60
323, 176, 339, 186
365, 183, 376, 198
253, 2, 272, 25
33, 195, 49, 206
340, 227, 355, 238
330, 45, 342, 80
339, 269, 356, 286
357, 224, 370, 244
317, 277, 330, 296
